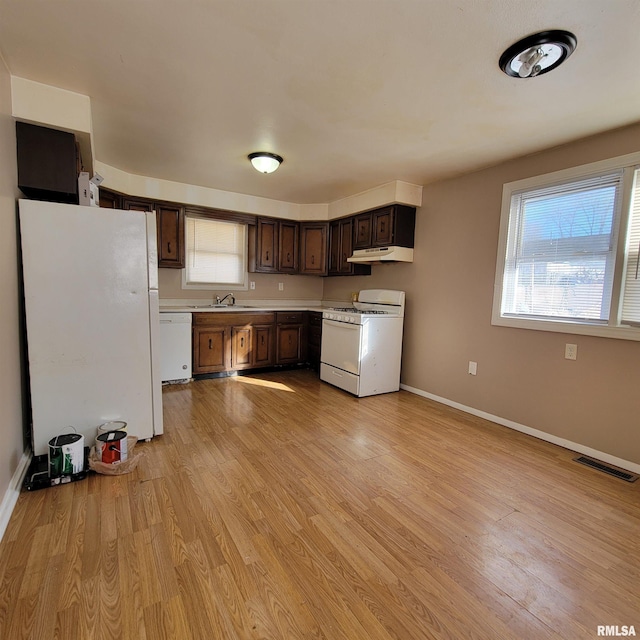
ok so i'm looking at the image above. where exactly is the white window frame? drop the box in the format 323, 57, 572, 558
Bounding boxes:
492, 150, 640, 341
181, 215, 248, 291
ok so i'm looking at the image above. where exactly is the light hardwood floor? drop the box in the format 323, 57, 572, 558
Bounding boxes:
1, 370, 638, 639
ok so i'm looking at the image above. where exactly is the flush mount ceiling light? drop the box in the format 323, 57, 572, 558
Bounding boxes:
248, 152, 283, 174
499, 30, 577, 78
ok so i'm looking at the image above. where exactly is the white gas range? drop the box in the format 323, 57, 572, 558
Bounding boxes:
320, 289, 405, 397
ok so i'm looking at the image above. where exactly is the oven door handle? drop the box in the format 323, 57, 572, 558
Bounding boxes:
323, 319, 361, 330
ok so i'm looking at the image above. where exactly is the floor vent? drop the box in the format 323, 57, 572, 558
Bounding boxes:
574, 456, 638, 482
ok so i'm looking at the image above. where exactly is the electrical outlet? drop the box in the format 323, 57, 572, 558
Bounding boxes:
565, 343, 578, 360
250, 281, 255, 290
468, 361, 477, 375
278, 282, 284, 291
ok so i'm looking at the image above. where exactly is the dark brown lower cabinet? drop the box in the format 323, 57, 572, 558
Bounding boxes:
277, 326, 303, 363
194, 326, 230, 373
192, 311, 316, 375
307, 312, 322, 370
193, 312, 276, 374
254, 324, 275, 367
231, 326, 253, 369
276, 312, 306, 364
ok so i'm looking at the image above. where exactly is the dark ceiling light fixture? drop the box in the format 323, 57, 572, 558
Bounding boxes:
499, 30, 577, 78
248, 152, 283, 174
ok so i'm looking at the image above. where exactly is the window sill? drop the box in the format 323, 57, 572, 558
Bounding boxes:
491, 314, 640, 341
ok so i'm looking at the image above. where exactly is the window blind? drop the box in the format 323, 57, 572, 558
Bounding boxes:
621, 169, 640, 324
185, 217, 246, 286
501, 171, 622, 322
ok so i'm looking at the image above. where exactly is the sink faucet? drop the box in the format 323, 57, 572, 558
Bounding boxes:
216, 293, 235, 306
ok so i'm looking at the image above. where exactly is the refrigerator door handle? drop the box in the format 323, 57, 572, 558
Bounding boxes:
146, 212, 159, 291
148, 289, 164, 435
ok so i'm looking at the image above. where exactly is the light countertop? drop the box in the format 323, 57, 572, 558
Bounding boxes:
160, 302, 327, 314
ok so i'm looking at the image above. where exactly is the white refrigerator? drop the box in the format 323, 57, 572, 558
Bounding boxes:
19, 199, 163, 457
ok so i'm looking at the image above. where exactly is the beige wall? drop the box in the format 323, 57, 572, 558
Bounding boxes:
159, 268, 324, 303
0, 58, 25, 499
324, 122, 640, 466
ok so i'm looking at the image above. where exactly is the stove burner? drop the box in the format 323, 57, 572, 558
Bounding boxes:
328, 307, 391, 315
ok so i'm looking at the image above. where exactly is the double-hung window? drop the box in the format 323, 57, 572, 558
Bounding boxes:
182, 215, 248, 290
493, 152, 640, 340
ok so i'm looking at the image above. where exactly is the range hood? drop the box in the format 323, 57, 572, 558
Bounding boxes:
347, 246, 414, 264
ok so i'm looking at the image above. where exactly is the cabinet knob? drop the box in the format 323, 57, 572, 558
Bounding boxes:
266, 250, 269, 261
287, 252, 291, 262
208, 339, 212, 349
311, 255, 315, 265
167, 241, 172, 254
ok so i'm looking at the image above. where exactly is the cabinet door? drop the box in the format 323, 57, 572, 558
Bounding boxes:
329, 221, 341, 274
299, 222, 328, 275
122, 198, 154, 213
255, 218, 278, 272
232, 326, 253, 369
307, 312, 322, 370
254, 324, 275, 367
329, 219, 354, 275
193, 326, 230, 373
277, 325, 304, 363
372, 207, 394, 246
278, 221, 299, 272
99, 189, 121, 209
337, 218, 354, 274
354, 213, 372, 249
329, 218, 370, 277
157, 205, 185, 268
16, 122, 78, 203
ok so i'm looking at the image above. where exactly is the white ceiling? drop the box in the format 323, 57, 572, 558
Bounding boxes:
1, 0, 639, 204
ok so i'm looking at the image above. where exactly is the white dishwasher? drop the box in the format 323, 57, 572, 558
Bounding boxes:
159, 313, 192, 382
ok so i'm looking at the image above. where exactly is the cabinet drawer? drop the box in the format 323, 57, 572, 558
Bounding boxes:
276, 311, 304, 324
194, 311, 274, 326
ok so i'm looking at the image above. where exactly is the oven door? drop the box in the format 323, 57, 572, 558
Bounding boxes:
320, 319, 362, 375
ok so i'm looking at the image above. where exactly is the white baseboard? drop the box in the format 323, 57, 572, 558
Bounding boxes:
0, 450, 32, 544
400, 384, 640, 475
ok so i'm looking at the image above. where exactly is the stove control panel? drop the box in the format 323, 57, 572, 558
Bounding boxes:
324, 312, 358, 323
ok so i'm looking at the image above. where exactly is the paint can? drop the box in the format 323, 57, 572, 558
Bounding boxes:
48, 433, 85, 477
96, 430, 128, 464
97, 421, 127, 438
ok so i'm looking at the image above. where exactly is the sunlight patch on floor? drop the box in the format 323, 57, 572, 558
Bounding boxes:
231, 376, 295, 392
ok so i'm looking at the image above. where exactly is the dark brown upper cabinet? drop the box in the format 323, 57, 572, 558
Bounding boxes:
329, 218, 371, 277
354, 212, 373, 250
99, 189, 121, 209
253, 218, 279, 272
16, 122, 79, 204
371, 205, 416, 248
299, 222, 329, 276
278, 221, 299, 273
156, 205, 185, 268
122, 198, 185, 268
122, 198, 153, 213
251, 218, 299, 274
353, 205, 415, 249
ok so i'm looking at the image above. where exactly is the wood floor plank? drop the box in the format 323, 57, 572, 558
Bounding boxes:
117, 532, 147, 640
1, 370, 638, 639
